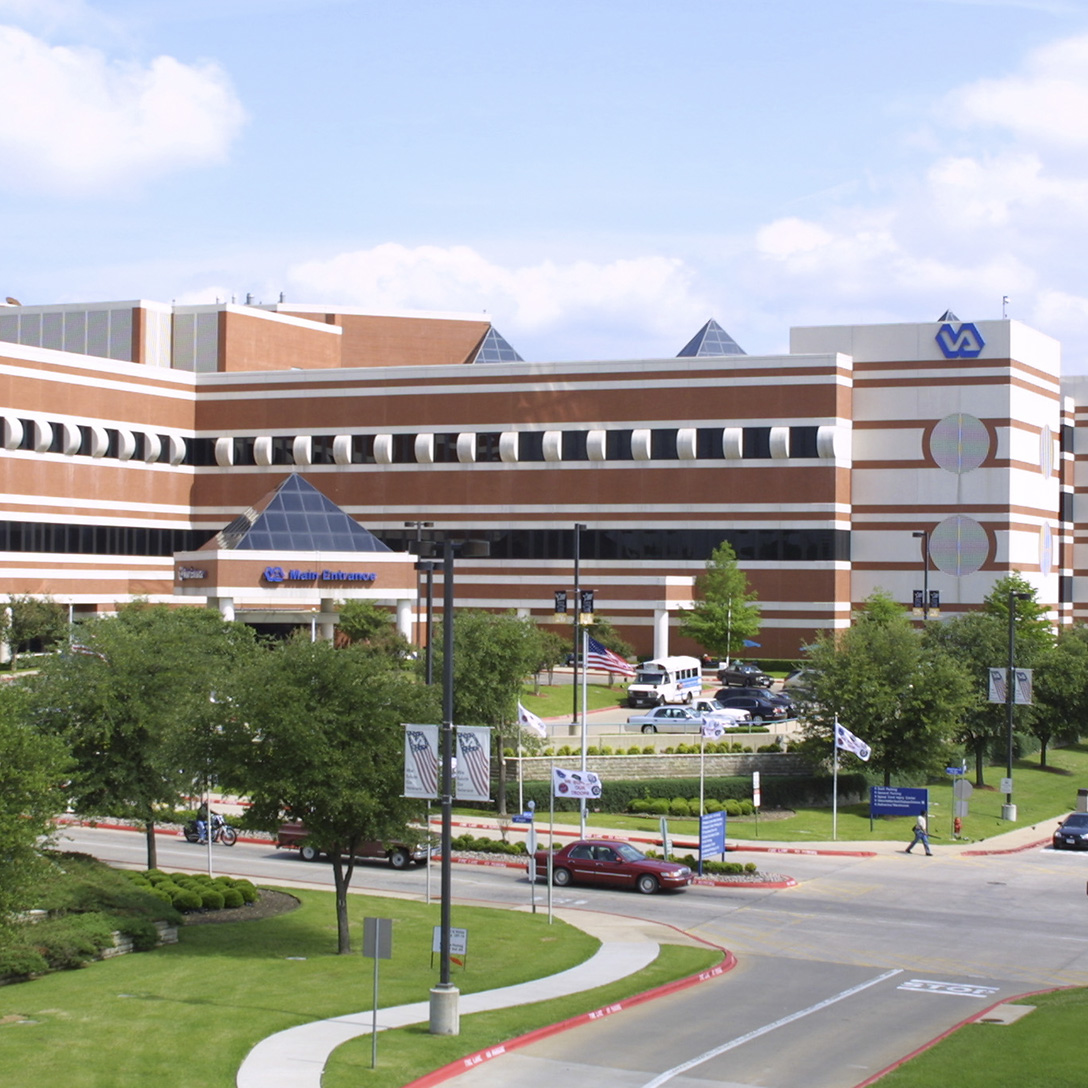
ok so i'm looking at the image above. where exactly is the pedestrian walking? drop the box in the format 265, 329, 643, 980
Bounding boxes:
905, 810, 932, 855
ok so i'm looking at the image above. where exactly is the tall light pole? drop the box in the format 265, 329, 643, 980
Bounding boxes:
405, 520, 434, 653
414, 559, 436, 685
428, 534, 488, 1036
912, 530, 931, 620
571, 523, 586, 726
1004, 590, 1031, 821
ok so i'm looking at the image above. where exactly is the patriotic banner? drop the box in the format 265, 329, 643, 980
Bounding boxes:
988, 667, 1033, 705
834, 720, 872, 762
700, 717, 724, 740
585, 636, 636, 677
404, 724, 440, 798
552, 767, 603, 800
517, 702, 548, 738
455, 726, 492, 803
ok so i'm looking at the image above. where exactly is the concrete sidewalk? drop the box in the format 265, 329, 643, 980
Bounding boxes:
235, 909, 708, 1088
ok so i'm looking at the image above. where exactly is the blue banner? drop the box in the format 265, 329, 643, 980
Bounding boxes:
870, 786, 929, 817
700, 810, 727, 858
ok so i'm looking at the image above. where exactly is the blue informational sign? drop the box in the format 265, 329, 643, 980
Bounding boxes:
700, 810, 727, 859
870, 786, 929, 817
511, 811, 534, 823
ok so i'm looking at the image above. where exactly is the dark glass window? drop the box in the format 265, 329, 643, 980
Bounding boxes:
391, 434, 415, 463
270, 437, 295, 466
743, 427, 772, 458
1061, 424, 1074, 455
696, 428, 723, 459
351, 435, 375, 464
1061, 574, 1073, 604
188, 437, 217, 466
1060, 490, 1073, 524
105, 429, 120, 458
563, 431, 588, 461
476, 432, 502, 463
651, 429, 678, 459
606, 430, 633, 460
433, 433, 459, 464
77, 425, 94, 457
519, 432, 545, 462
789, 426, 820, 458
233, 436, 256, 466
132, 432, 145, 461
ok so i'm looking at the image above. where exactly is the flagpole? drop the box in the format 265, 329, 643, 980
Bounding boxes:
548, 762, 554, 925
832, 715, 839, 842
580, 625, 588, 840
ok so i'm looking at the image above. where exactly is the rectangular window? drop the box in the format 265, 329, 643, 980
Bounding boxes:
606, 430, 633, 460
743, 427, 772, 459
563, 431, 589, 461
789, 426, 820, 458
696, 428, 723, 459
651, 429, 678, 459
391, 434, 415, 463
433, 433, 459, 464
476, 432, 502, 462
519, 432, 545, 462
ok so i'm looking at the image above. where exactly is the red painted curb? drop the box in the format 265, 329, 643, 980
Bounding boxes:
962, 837, 1050, 856
404, 947, 737, 1088
851, 985, 1072, 1087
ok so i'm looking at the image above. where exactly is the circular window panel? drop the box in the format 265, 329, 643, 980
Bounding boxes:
929, 414, 990, 474
930, 515, 990, 577
1040, 523, 1053, 578
1040, 425, 1054, 479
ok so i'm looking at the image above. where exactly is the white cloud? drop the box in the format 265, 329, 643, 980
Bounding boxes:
945, 33, 1088, 147
0, 23, 246, 193
288, 244, 710, 351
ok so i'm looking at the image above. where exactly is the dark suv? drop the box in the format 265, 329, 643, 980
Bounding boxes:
716, 661, 773, 688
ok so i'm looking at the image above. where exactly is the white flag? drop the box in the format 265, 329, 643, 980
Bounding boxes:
552, 767, 602, 800
701, 717, 724, 739
834, 720, 871, 762
517, 702, 548, 738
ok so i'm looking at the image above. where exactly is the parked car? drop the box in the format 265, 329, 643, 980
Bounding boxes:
716, 661, 773, 688
718, 686, 794, 709
533, 839, 692, 894
276, 821, 429, 868
625, 705, 707, 733
711, 693, 789, 725
783, 667, 814, 692
1052, 813, 1088, 850
690, 697, 753, 725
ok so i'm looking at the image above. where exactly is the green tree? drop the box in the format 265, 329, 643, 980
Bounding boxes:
1031, 626, 1088, 767
531, 627, 568, 693
800, 591, 972, 786
0, 684, 70, 926
27, 604, 257, 869
3, 595, 69, 671
928, 573, 1054, 785
336, 600, 412, 659
435, 610, 549, 815
224, 636, 438, 953
678, 542, 760, 661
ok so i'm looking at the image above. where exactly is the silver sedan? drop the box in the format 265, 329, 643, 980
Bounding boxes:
624, 705, 708, 733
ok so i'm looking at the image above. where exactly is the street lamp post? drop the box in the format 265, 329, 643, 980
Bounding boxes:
912, 530, 931, 621
1004, 590, 1031, 821
571, 523, 586, 726
405, 520, 434, 653
414, 560, 436, 685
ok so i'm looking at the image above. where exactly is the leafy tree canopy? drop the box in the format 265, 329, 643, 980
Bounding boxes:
678, 542, 760, 660
336, 600, 412, 659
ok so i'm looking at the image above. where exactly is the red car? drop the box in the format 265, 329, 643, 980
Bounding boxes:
533, 838, 692, 894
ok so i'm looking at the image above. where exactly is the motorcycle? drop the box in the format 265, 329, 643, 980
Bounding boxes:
182, 813, 238, 847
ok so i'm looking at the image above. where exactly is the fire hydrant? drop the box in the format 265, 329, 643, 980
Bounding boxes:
953, 816, 962, 837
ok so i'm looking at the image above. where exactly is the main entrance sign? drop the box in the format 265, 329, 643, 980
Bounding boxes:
263, 566, 377, 584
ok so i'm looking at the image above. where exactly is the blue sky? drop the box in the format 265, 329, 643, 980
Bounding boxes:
3, 0, 1088, 366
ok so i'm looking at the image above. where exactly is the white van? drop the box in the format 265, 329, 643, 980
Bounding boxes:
626, 656, 703, 708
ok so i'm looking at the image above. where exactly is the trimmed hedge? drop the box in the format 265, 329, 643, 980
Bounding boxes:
498, 772, 868, 814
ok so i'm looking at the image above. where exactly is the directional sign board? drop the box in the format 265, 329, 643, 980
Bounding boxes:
870, 786, 929, 817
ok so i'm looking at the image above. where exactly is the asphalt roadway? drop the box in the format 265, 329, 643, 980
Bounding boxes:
58, 815, 1088, 1088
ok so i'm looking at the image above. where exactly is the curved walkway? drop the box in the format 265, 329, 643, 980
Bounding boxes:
236, 911, 666, 1088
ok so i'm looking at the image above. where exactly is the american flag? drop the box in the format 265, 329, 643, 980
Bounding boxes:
456, 727, 491, 802
585, 636, 635, 677
406, 728, 439, 797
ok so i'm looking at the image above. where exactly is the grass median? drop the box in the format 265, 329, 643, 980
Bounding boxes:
0, 883, 720, 1088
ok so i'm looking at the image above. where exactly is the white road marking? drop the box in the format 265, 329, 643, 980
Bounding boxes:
897, 979, 1000, 998
640, 968, 904, 1088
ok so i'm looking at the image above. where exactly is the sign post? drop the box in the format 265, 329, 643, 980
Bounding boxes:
363, 917, 393, 1069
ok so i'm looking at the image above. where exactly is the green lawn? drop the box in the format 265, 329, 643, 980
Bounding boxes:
877, 987, 1088, 1088
519, 678, 627, 719
0, 885, 718, 1088
548, 744, 1088, 845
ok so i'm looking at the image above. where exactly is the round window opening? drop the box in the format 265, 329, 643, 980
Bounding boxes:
930, 515, 990, 577
929, 413, 990, 474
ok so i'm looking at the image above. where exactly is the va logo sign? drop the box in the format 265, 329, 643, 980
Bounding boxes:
263, 566, 285, 582
936, 322, 985, 359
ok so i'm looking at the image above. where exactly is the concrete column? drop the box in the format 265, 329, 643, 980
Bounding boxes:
653, 608, 670, 659
212, 597, 235, 622
396, 598, 413, 642
318, 598, 336, 642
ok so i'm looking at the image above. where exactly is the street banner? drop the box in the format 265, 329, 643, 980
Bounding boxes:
551, 767, 602, 800
455, 726, 492, 802
988, 668, 1033, 705
403, 724, 439, 799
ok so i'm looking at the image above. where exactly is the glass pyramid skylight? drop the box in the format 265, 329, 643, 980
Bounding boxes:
676, 318, 746, 357
203, 474, 392, 553
471, 327, 524, 363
